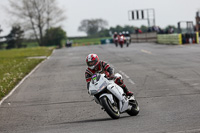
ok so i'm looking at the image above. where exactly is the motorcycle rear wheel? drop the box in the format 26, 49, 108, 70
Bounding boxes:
127, 100, 139, 116
100, 96, 120, 119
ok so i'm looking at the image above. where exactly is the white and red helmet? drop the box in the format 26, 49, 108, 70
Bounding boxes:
86, 53, 99, 69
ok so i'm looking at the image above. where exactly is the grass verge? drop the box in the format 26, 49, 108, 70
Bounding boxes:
0, 47, 54, 101
70, 37, 112, 47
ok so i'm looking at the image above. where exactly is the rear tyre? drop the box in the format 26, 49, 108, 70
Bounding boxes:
120, 44, 123, 48
127, 100, 139, 116
100, 96, 120, 119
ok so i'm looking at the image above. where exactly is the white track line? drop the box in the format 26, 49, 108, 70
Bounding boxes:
0, 50, 54, 106
119, 70, 130, 79
128, 79, 135, 85
119, 70, 135, 85
111, 64, 135, 85
141, 49, 152, 54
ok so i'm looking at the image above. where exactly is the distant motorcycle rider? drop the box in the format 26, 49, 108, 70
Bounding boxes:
113, 32, 118, 38
85, 53, 133, 96
125, 31, 130, 37
118, 32, 125, 45
125, 31, 131, 45
118, 32, 124, 41
113, 32, 119, 47
122, 31, 126, 36
122, 31, 126, 44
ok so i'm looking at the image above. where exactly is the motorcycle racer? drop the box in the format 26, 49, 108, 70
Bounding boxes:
118, 32, 125, 48
113, 32, 119, 47
85, 53, 133, 96
113, 32, 118, 38
125, 31, 131, 47
125, 31, 130, 37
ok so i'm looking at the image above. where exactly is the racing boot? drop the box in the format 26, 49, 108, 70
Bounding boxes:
126, 91, 134, 96
121, 85, 133, 96
115, 77, 133, 96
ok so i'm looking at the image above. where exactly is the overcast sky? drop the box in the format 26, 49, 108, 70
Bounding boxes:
0, 0, 200, 37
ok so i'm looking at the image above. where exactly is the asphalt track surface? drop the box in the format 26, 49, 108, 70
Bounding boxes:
1, 43, 200, 133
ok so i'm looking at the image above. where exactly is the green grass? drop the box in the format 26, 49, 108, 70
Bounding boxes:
70, 37, 112, 47
23, 42, 39, 47
23, 40, 66, 48
0, 47, 54, 100
13, 37, 112, 48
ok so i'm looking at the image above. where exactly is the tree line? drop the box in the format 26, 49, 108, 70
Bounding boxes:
78, 19, 177, 37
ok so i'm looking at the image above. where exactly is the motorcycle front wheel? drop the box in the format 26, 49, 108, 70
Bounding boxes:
100, 96, 120, 119
127, 43, 129, 47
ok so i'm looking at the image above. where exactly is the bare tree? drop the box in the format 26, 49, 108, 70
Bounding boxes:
7, 0, 66, 46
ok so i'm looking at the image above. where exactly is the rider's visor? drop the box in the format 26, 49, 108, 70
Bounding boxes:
87, 59, 98, 67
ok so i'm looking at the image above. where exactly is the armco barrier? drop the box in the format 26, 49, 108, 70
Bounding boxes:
131, 32, 157, 43
157, 34, 182, 45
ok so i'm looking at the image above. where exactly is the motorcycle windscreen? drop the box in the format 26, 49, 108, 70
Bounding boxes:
89, 78, 109, 95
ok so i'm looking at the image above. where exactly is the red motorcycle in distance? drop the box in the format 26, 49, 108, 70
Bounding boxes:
118, 35, 125, 48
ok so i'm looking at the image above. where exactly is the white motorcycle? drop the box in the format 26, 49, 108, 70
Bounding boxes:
125, 36, 131, 47
88, 73, 139, 119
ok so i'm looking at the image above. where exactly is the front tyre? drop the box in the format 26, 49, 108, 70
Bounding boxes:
127, 100, 139, 116
120, 43, 123, 48
100, 96, 120, 119
115, 42, 118, 47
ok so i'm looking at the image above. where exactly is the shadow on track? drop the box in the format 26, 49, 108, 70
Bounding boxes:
53, 116, 130, 125
1, 100, 92, 108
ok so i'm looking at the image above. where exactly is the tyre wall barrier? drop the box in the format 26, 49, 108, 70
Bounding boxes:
196, 32, 199, 43
157, 32, 199, 45
157, 34, 182, 45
